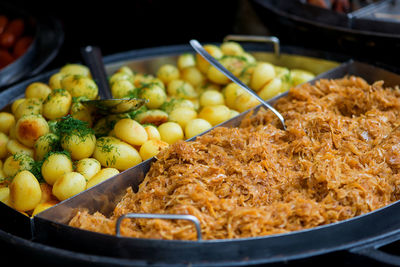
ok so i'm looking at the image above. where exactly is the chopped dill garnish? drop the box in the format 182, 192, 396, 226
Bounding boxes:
55, 115, 94, 141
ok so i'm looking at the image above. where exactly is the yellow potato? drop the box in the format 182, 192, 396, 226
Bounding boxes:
33, 133, 59, 161
167, 79, 198, 99
41, 152, 73, 185
116, 66, 134, 76
25, 82, 52, 101
61, 131, 96, 160
86, 168, 119, 189
0, 187, 9, 204
223, 83, 245, 109
0, 112, 15, 135
114, 118, 148, 146
258, 77, 283, 101
207, 65, 230, 85
75, 158, 101, 181
9, 170, 42, 211
111, 79, 135, 99
177, 53, 196, 70
158, 122, 184, 144
48, 72, 66, 89
32, 201, 58, 216
15, 114, 49, 148
168, 107, 197, 128
60, 64, 91, 77
0, 132, 9, 159
6, 139, 34, 157
139, 139, 169, 161
144, 125, 161, 140
157, 64, 180, 84
52, 172, 87, 201
109, 72, 134, 86
234, 92, 260, 113
11, 98, 25, 114
199, 90, 225, 107
39, 183, 56, 204
134, 109, 168, 126
220, 41, 244, 56
198, 104, 231, 126
69, 101, 93, 127
184, 118, 212, 139
61, 75, 98, 100
180, 66, 206, 87
93, 136, 142, 171
42, 89, 72, 120
291, 69, 315, 86
229, 109, 240, 119
250, 62, 275, 91
161, 98, 195, 114
196, 44, 223, 74
14, 98, 42, 121
140, 83, 167, 109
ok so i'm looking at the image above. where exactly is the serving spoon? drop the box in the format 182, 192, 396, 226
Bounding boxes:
189, 39, 286, 130
80, 45, 147, 114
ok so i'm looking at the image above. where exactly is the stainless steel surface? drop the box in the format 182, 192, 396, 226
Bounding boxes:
116, 213, 202, 241
189, 39, 287, 130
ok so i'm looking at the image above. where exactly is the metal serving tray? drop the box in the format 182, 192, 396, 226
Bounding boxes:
32, 60, 400, 266
0, 40, 343, 241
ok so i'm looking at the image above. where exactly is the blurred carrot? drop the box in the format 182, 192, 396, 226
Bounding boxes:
13, 36, 32, 58
0, 49, 14, 69
0, 15, 8, 35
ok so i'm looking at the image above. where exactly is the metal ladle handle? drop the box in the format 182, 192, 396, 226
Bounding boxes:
116, 213, 202, 241
80, 45, 112, 99
223, 34, 280, 57
189, 39, 286, 130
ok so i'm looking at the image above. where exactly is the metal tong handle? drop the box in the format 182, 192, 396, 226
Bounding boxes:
116, 213, 202, 241
223, 34, 280, 57
80, 45, 112, 99
190, 39, 286, 130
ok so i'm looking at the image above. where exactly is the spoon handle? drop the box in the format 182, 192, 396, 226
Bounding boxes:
80, 45, 112, 99
189, 39, 286, 130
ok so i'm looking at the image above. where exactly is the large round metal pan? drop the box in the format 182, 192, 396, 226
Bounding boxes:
250, 0, 400, 69
1, 43, 398, 266
0, 2, 63, 90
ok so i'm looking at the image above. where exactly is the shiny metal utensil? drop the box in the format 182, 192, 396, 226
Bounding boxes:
80, 45, 147, 114
189, 39, 287, 130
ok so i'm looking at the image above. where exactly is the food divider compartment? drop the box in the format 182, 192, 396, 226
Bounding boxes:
32, 60, 400, 265
0, 43, 342, 240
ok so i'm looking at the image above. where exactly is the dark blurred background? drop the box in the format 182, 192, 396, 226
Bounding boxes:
7, 0, 270, 70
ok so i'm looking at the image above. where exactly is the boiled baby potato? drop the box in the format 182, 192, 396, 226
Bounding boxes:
9, 170, 42, 211
3, 153, 34, 178
139, 139, 169, 161
60, 63, 91, 77
14, 98, 42, 121
32, 201, 57, 216
180, 66, 206, 88
0, 112, 15, 135
75, 158, 101, 181
196, 44, 223, 74
52, 172, 87, 201
69, 100, 93, 127
25, 82, 52, 101
61, 74, 98, 100
111, 79, 135, 99
11, 98, 25, 115
144, 125, 161, 140
114, 118, 148, 146
156, 64, 180, 84
48, 72, 65, 90
291, 69, 315, 86
168, 107, 197, 128
223, 83, 245, 109
199, 90, 225, 107
177, 53, 196, 70
86, 168, 119, 189
15, 114, 49, 148
167, 80, 198, 100
134, 109, 169, 126
140, 83, 167, 109
93, 136, 142, 171
250, 62, 275, 91
61, 130, 96, 160
184, 118, 212, 139
42, 89, 72, 120
158, 122, 183, 144
234, 93, 259, 113
220, 41, 244, 56
6, 139, 34, 157
41, 152, 73, 185
0, 187, 9, 204
258, 77, 283, 101
34, 133, 60, 161
198, 104, 231, 126
0, 132, 9, 159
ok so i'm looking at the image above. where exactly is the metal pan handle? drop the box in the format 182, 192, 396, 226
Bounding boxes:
223, 34, 280, 57
349, 228, 400, 265
115, 213, 202, 241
